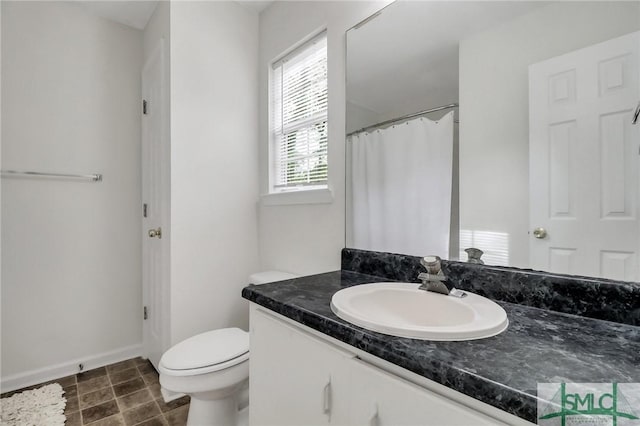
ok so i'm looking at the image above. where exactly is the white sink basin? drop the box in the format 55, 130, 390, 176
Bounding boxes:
330, 282, 508, 341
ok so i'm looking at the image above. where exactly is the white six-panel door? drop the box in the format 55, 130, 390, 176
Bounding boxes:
529, 31, 640, 281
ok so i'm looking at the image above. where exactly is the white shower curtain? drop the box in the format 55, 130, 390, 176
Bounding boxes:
350, 112, 454, 257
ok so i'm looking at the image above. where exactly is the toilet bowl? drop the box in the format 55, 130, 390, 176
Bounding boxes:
159, 328, 250, 426
159, 271, 297, 426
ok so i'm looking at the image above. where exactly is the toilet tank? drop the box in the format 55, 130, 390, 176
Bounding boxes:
249, 271, 297, 285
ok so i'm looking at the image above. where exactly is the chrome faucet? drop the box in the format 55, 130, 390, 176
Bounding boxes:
417, 256, 449, 295
417, 256, 466, 298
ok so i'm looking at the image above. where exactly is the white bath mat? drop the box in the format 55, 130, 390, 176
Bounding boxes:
0, 383, 66, 426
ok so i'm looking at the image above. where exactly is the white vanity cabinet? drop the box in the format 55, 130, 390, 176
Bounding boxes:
348, 358, 502, 425
249, 306, 352, 425
249, 306, 521, 426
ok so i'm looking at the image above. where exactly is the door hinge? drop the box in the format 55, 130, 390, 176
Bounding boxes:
143, 306, 148, 320
143, 99, 148, 115
143, 203, 148, 218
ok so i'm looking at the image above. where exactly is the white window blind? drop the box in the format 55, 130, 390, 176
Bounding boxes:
271, 32, 328, 191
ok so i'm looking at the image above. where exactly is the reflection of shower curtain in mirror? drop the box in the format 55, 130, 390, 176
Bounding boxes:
351, 112, 454, 257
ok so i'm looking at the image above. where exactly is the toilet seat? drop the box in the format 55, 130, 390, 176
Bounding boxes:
159, 328, 249, 377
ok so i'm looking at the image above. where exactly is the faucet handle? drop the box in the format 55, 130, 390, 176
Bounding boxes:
420, 256, 441, 274
465, 248, 484, 264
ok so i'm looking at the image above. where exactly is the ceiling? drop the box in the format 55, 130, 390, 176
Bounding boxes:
76, 1, 274, 30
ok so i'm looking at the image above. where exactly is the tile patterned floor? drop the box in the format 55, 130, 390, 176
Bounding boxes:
1, 357, 190, 425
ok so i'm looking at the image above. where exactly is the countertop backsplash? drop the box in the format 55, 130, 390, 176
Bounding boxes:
341, 248, 640, 326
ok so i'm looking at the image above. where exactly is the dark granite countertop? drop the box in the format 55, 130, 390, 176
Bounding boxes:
242, 270, 640, 423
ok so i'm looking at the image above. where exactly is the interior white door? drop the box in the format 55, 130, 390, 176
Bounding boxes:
142, 39, 169, 369
529, 31, 640, 281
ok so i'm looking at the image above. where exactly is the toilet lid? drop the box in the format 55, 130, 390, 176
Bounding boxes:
160, 328, 249, 371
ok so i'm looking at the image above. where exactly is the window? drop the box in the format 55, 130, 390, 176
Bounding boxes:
270, 31, 328, 193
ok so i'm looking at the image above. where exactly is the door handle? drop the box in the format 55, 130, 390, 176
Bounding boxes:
533, 227, 547, 239
632, 101, 640, 125
148, 227, 162, 239
322, 379, 331, 416
369, 403, 379, 426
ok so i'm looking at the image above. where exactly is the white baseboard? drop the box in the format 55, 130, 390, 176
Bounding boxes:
1, 343, 143, 393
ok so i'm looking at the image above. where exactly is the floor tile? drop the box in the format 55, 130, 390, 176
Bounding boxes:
66, 410, 82, 426
110, 367, 141, 386
148, 384, 162, 400
57, 374, 78, 388
78, 375, 111, 395
116, 388, 153, 411
64, 384, 78, 398
107, 360, 137, 374
89, 414, 126, 426
136, 416, 168, 426
133, 357, 149, 366
113, 378, 146, 397
164, 405, 189, 426
155, 396, 190, 413
2, 358, 192, 426
137, 361, 156, 375
81, 400, 119, 424
77, 367, 107, 383
79, 386, 115, 409
65, 395, 79, 414
141, 371, 159, 386
121, 400, 161, 425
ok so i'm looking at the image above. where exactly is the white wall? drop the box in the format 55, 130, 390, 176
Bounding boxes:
169, 1, 259, 343
1, 2, 143, 384
346, 101, 383, 134
459, 2, 640, 268
258, 1, 390, 276
144, 2, 169, 67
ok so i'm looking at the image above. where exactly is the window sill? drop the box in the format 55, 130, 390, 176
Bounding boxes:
260, 187, 334, 206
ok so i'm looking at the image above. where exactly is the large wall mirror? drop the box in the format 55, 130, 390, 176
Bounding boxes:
345, 1, 640, 281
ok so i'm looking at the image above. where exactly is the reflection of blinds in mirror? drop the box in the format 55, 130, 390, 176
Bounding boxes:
271, 31, 328, 190
459, 230, 509, 266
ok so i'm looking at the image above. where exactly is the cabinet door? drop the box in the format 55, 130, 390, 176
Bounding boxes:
249, 308, 351, 426
349, 358, 507, 426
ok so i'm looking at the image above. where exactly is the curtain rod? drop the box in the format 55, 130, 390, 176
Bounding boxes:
1, 170, 103, 182
347, 103, 459, 137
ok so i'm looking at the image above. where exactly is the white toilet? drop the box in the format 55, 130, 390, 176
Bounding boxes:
158, 271, 297, 426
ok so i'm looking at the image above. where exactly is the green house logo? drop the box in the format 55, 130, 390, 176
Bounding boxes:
538, 383, 640, 426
